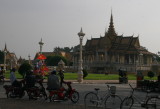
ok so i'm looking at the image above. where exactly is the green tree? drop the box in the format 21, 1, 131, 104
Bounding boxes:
18, 63, 32, 78
0, 50, 4, 64
151, 65, 159, 76
83, 69, 88, 79
45, 55, 67, 66
147, 71, 155, 80
63, 47, 71, 52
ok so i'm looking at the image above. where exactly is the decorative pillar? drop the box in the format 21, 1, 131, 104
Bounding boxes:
39, 38, 44, 54
4, 50, 7, 71
3, 43, 7, 72
139, 53, 143, 70
28, 54, 31, 64
77, 28, 85, 83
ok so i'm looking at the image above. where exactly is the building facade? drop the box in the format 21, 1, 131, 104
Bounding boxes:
73, 13, 154, 74
2, 44, 18, 70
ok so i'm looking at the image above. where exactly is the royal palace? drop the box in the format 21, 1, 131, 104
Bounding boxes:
73, 13, 154, 74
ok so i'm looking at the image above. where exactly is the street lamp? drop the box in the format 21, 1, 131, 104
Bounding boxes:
10, 59, 13, 69
28, 54, 31, 64
39, 38, 44, 54
3, 49, 7, 72
136, 53, 143, 88
139, 53, 143, 71
135, 60, 138, 73
77, 28, 85, 83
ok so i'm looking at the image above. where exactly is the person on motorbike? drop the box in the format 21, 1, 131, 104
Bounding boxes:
24, 70, 36, 89
47, 70, 60, 90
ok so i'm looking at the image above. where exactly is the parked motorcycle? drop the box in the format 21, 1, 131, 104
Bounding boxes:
3, 80, 25, 98
48, 81, 79, 103
25, 79, 47, 100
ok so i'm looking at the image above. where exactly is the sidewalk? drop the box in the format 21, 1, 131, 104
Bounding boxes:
4, 78, 136, 84
68, 80, 136, 84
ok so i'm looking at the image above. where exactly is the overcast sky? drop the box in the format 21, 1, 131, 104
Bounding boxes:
0, 0, 160, 59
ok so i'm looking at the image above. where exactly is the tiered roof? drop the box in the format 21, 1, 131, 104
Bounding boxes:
85, 13, 153, 55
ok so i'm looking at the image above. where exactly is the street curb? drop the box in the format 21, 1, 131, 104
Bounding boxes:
3, 79, 136, 84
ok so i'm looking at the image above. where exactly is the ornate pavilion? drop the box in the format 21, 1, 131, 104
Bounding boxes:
73, 13, 154, 74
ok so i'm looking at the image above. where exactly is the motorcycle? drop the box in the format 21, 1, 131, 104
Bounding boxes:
3, 80, 25, 98
25, 79, 47, 100
48, 81, 79, 103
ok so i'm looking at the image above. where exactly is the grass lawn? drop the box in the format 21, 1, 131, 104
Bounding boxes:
64, 73, 157, 80
4, 71, 157, 80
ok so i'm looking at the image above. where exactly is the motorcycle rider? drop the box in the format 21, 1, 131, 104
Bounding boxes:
24, 70, 36, 89
47, 70, 60, 90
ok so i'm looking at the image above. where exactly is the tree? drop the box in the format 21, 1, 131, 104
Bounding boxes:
0, 50, 4, 64
18, 63, 32, 78
45, 55, 67, 66
151, 65, 159, 76
63, 47, 71, 52
147, 71, 155, 80
83, 69, 88, 79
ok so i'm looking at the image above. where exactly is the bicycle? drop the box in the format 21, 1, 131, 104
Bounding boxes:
84, 84, 122, 109
120, 84, 158, 109
146, 95, 160, 109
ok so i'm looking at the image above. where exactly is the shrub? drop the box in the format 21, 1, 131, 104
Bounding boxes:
83, 69, 88, 79
118, 69, 127, 77
18, 63, 32, 78
147, 71, 155, 79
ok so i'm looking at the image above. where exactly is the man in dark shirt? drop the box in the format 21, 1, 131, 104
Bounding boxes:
47, 70, 60, 90
25, 71, 36, 89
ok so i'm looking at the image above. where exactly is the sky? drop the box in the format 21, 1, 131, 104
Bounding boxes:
0, 0, 160, 60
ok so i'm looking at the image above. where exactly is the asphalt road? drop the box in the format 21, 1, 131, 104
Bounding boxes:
0, 81, 159, 109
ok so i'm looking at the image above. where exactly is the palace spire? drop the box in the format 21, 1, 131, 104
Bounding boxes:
106, 11, 117, 37
4, 43, 7, 52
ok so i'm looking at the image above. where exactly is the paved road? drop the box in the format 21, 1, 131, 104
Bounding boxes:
0, 80, 159, 109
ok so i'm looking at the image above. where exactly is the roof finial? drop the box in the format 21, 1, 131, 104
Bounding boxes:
111, 8, 113, 21
80, 27, 83, 33
106, 9, 117, 37
4, 42, 7, 52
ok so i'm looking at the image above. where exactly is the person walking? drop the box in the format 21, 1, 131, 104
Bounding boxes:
58, 69, 64, 87
10, 68, 16, 85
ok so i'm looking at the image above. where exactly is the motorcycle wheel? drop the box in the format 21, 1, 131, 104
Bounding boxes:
7, 91, 12, 98
71, 91, 79, 103
49, 94, 58, 102
42, 92, 48, 100
28, 92, 37, 100
19, 91, 25, 98
7, 91, 15, 98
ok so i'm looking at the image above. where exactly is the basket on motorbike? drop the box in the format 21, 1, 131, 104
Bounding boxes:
110, 86, 116, 94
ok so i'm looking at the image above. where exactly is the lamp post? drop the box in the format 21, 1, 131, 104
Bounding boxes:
139, 53, 143, 71
10, 59, 13, 69
136, 53, 143, 88
39, 38, 44, 54
28, 54, 31, 64
77, 28, 85, 83
3, 49, 7, 72
135, 60, 138, 73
